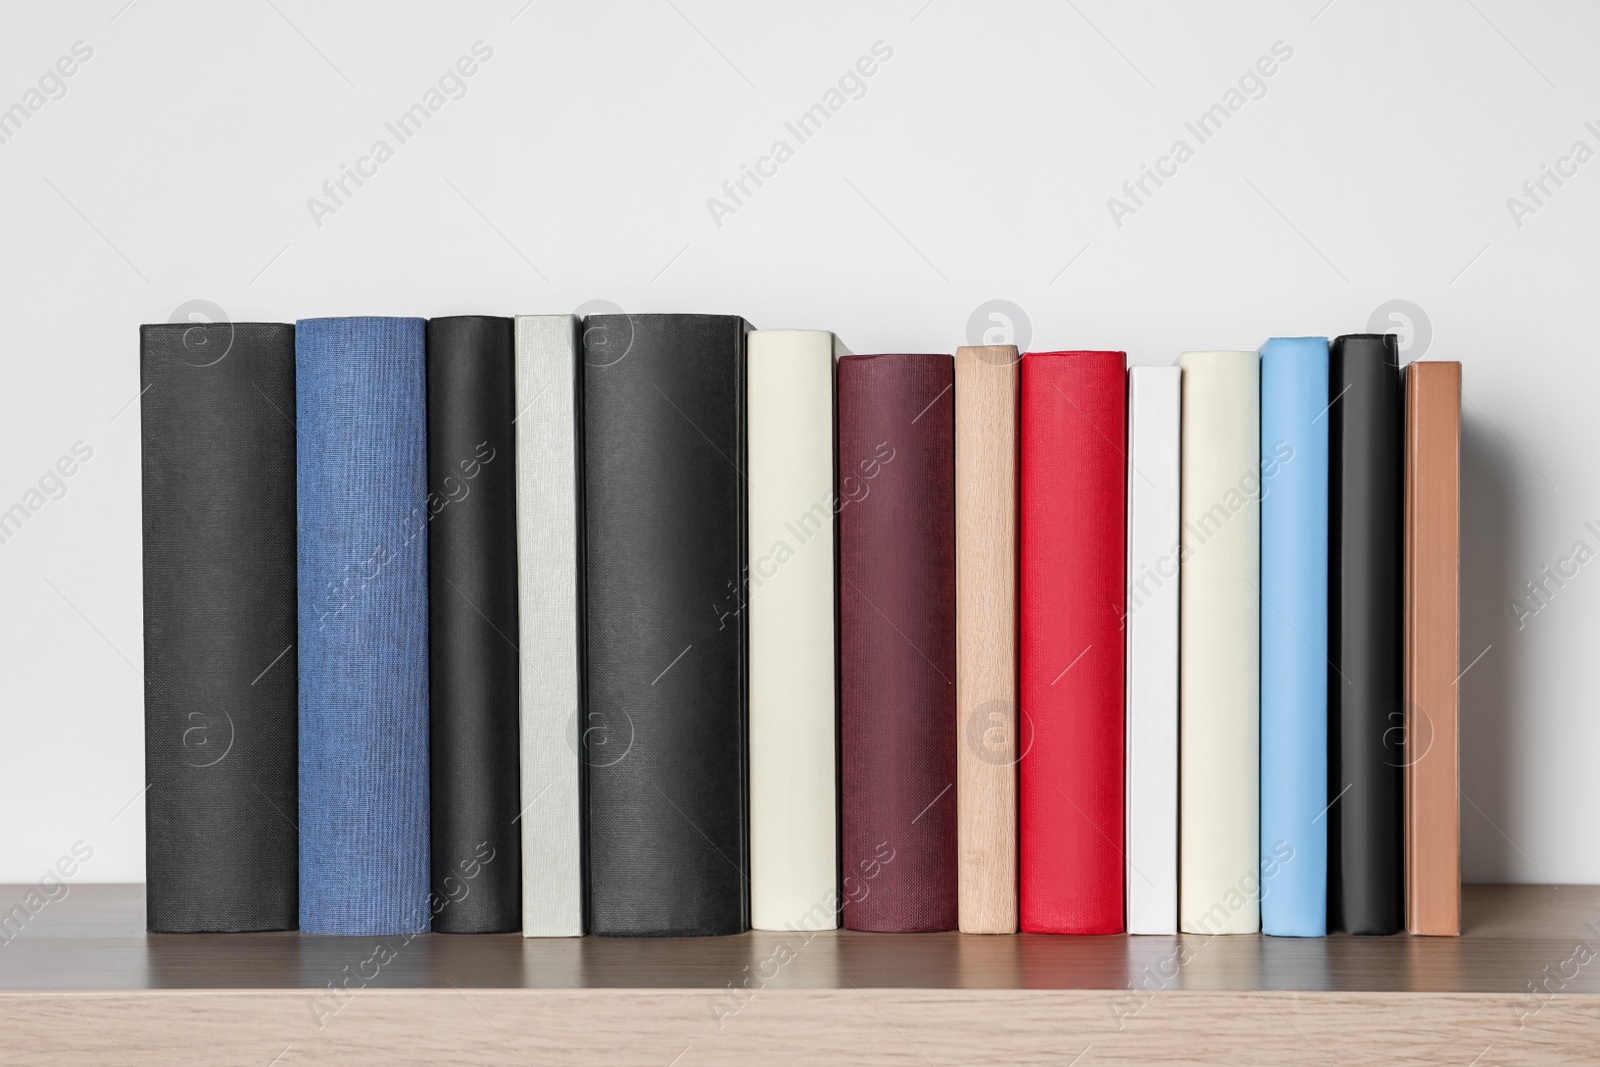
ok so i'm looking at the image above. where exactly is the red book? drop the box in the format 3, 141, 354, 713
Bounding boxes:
1018, 351, 1127, 933
838, 353, 958, 933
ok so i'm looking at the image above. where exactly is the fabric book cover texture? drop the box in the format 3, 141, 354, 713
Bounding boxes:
1125, 365, 1181, 936
426, 316, 521, 933
1177, 350, 1260, 935
1018, 350, 1127, 934
1329, 334, 1406, 936
140, 322, 299, 933
513, 314, 585, 937
954, 345, 1019, 935
838, 353, 958, 933
1406, 361, 1462, 936
748, 329, 840, 932
582, 313, 749, 937
1259, 337, 1330, 937
296, 316, 432, 936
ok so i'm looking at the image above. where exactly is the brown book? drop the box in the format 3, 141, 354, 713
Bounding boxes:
954, 346, 1020, 934
1405, 361, 1462, 936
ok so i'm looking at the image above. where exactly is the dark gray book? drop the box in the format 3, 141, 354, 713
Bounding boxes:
140, 321, 298, 932
1328, 333, 1405, 936
427, 315, 521, 933
582, 313, 749, 937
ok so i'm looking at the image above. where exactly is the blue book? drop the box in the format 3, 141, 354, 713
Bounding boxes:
1258, 336, 1329, 936
297, 317, 431, 935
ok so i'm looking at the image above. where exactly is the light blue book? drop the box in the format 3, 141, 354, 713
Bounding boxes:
1259, 336, 1329, 936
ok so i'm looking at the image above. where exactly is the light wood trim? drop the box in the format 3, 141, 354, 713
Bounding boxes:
2, 988, 1593, 1065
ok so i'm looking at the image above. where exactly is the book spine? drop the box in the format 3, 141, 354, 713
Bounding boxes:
955, 346, 1019, 934
838, 354, 958, 933
582, 314, 749, 937
140, 322, 299, 932
514, 315, 585, 937
1125, 365, 1181, 936
296, 316, 431, 936
1018, 350, 1127, 934
1259, 337, 1330, 936
1177, 350, 1260, 935
748, 330, 839, 932
1406, 361, 1462, 936
426, 316, 521, 933
1329, 334, 1406, 935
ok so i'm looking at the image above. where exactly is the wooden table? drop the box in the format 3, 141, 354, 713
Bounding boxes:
1, 884, 1595, 1064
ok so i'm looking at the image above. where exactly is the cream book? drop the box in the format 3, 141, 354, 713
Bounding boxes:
1177, 350, 1260, 935
1126, 366, 1181, 935
748, 329, 842, 931
514, 314, 584, 937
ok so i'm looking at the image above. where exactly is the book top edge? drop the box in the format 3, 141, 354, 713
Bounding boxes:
140, 322, 291, 332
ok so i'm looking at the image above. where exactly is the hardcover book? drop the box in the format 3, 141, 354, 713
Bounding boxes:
1177, 350, 1260, 935
514, 314, 585, 937
582, 313, 750, 937
1329, 334, 1405, 936
140, 322, 299, 933
1406, 361, 1462, 936
296, 316, 432, 936
748, 329, 842, 932
955, 345, 1019, 935
426, 315, 522, 933
1018, 351, 1127, 934
838, 353, 958, 933
1259, 337, 1330, 937
1125, 365, 1181, 936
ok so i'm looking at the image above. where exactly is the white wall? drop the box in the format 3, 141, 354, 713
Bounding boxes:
0, 0, 1591, 883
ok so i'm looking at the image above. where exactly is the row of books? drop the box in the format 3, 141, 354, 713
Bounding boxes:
138, 315, 1460, 939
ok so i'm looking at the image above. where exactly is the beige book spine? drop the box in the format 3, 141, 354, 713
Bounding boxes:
954, 346, 1019, 934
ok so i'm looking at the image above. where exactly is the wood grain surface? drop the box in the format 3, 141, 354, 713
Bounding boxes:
2, 987, 1595, 1065
953, 346, 1019, 935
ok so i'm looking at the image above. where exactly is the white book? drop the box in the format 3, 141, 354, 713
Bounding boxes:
747, 329, 842, 931
514, 314, 583, 937
1177, 350, 1260, 935
1125, 366, 1181, 936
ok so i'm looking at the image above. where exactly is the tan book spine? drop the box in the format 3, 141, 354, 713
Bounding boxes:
1405, 360, 1462, 936
955, 346, 1019, 934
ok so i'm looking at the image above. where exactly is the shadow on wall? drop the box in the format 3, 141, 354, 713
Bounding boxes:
1458, 413, 1522, 883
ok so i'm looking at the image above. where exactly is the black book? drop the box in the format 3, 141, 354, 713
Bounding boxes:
140, 321, 298, 932
581, 313, 750, 936
1328, 333, 1406, 935
426, 315, 522, 932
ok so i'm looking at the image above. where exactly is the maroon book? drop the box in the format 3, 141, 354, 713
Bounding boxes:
837, 353, 958, 932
